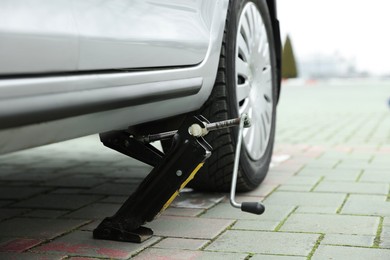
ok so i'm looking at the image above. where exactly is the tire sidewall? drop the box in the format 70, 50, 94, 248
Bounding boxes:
225, 0, 278, 189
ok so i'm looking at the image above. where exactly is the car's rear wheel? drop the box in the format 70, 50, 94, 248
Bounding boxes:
187, 0, 278, 192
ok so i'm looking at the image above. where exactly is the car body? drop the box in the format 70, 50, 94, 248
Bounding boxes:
0, 0, 282, 194
0, 0, 280, 156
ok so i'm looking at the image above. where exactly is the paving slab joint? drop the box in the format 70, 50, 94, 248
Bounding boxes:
373, 216, 384, 248
262, 185, 281, 200
130, 236, 164, 258
27, 220, 94, 252
307, 234, 324, 260
309, 176, 324, 192
196, 197, 226, 218
336, 194, 350, 214
201, 220, 237, 250
387, 187, 390, 202
355, 169, 364, 182
274, 206, 298, 232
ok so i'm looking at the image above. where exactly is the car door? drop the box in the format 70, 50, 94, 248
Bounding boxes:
0, 0, 79, 74
0, 0, 215, 75
74, 0, 213, 71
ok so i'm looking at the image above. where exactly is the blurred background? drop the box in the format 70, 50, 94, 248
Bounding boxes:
277, 0, 390, 79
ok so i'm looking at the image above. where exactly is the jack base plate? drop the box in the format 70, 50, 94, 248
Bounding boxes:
93, 225, 153, 243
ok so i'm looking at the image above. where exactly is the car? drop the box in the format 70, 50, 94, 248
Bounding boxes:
0, 0, 281, 192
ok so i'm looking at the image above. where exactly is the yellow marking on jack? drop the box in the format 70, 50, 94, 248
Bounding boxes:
160, 163, 205, 212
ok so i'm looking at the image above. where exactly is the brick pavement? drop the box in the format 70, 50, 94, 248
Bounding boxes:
0, 80, 389, 259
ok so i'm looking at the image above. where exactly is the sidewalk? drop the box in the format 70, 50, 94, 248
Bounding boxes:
0, 80, 389, 259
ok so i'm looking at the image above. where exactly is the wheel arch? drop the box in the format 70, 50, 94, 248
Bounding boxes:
266, 0, 282, 102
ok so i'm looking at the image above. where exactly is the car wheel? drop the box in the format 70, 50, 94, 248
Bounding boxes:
188, 0, 278, 192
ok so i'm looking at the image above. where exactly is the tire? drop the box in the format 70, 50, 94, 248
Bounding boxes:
188, 0, 278, 192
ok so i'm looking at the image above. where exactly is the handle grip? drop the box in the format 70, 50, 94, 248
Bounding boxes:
241, 202, 265, 215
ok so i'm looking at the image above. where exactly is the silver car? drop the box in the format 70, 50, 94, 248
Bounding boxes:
0, 0, 281, 192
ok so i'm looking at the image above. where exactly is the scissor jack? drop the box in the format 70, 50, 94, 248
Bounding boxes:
93, 114, 265, 243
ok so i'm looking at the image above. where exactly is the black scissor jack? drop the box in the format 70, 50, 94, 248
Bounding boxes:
93, 114, 264, 243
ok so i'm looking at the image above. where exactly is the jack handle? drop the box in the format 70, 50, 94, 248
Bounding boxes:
230, 114, 265, 215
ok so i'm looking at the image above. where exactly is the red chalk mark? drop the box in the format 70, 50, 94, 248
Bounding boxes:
69, 256, 96, 260
0, 238, 42, 252
39, 242, 129, 259
38, 242, 92, 254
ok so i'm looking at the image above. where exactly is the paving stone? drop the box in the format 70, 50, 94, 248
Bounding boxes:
170, 192, 225, 209
341, 158, 372, 164
0, 208, 28, 220
303, 164, 336, 171
0, 181, 38, 187
0, 200, 12, 207
304, 160, 339, 169
113, 178, 144, 185
78, 220, 100, 232
232, 220, 279, 231
162, 207, 204, 217
68, 257, 100, 260
297, 168, 360, 181
285, 176, 321, 186
99, 196, 128, 204
280, 213, 379, 235
133, 248, 248, 260
273, 162, 306, 173
341, 197, 390, 216
277, 184, 313, 192
42, 176, 106, 188
0, 238, 43, 252
201, 203, 294, 222
364, 164, 390, 171
34, 231, 160, 259
153, 238, 208, 250
264, 191, 346, 208
51, 188, 86, 194
381, 225, 390, 238
314, 181, 389, 195
0, 218, 87, 239
360, 170, 390, 182
23, 209, 68, 219
28, 161, 83, 170
0, 186, 48, 200
262, 173, 296, 186
56, 166, 109, 175
250, 255, 306, 260
206, 230, 319, 256
319, 152, 350, 160
12, 194, 103, 210
98, 167, 150, 179
146, 216, 234, 239
384, 217, 390, 226
0, 171, 66, 182
0, 166, 25, 176
64, 203, 119, 219
312, 245, 390, 260
336, 162, 372, 171
381, 226, 390, 248
81, 183, 138, 196
0, 252, 65, 260
348, 194, 388, 202
243, 184, 278, 197
322, 234, 374, 247
296, 206, 338, 214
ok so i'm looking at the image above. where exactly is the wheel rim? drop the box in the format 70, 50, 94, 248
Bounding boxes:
235, 2, 273, 160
